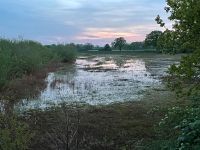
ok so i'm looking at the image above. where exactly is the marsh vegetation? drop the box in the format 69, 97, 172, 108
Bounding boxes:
1, 0, 200, 149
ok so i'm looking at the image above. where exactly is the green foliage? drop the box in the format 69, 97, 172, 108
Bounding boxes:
0, 39, 77, 88
156, 0, 200, 53
47, 44, 77, 62
76, 43, 94, 51
144, 30, 162, 49
112, 37, 126, 51
143, 0, 200, 149
159, 0, 200, 99
123, 42, 146, 50
130, 42, 145, 50
0, 39, 53, 87
102, 44, 112, 51
153, 0, 200, 149
158, 107, 200, 150
156, 30, 178, 53
155, 0, 200, 105
0, 113, 33, 150
167, 50, 200, 98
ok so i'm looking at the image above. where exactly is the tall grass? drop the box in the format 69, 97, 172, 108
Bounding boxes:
0, 39, 77, 88
46, 44, 77, 63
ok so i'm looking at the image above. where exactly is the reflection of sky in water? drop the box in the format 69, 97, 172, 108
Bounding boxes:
16, 55, 179, 110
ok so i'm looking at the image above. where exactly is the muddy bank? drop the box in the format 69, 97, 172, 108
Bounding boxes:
0, 62, 68, 102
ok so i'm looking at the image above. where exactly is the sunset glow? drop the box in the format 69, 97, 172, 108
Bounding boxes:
0, 0, 169, 45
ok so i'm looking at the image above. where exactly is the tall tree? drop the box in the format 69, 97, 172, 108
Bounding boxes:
155, 1, 200, 149
156, 30, 178, 53
144, 31, 162, 48
156, 0, 200, 52
112, 37, 126, 51
157, 0, 200, 97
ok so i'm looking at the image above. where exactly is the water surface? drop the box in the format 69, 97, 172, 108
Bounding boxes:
17, 53, 180, 110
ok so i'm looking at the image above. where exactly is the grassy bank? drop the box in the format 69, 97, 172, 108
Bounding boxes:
25, 101, 159, 150
0, 39, 77, 89
0, 85, 179, 150
78, 49, 157, 55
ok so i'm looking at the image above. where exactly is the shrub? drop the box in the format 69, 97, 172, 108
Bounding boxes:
49, 44, 77, 63
0, 39, 77, 88
0, 113, 33, 150
157, 106, 200, 149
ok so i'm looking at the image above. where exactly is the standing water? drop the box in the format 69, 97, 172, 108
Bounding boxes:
16, 53, 180, 110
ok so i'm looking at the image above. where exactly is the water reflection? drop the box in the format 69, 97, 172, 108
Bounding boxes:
15, 54, 179, 110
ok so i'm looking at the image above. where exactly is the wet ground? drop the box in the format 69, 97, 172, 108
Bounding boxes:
16, 53, 181, 110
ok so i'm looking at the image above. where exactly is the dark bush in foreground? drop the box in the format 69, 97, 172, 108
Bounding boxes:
0, 113, 32, 150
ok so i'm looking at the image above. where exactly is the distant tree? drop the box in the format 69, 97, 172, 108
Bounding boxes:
144, 31, 162, 48
76, 43, 94, 51
103, 44, 112, 51
112, 37, 126, 51
130, 42, 145, 50
93, 45, 102, 51
122, 42, 145, 50
123, 43, 131, 50
84, 43, 94, 51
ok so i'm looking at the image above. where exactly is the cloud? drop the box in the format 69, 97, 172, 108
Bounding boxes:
0, 0, 169, 45
75, 24, 163, 45
76, 27, 139, 40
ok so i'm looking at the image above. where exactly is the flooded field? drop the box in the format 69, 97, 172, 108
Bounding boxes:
16, 53, 180, 110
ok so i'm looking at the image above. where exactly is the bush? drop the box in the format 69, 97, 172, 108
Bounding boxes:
48, 44, 77, 63
0, 113, 33, 150
155, 106, 200, 150
0, 39, 77, 88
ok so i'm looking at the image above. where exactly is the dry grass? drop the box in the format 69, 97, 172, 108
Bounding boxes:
0, 62, 65, 101
23, 85, 181, 150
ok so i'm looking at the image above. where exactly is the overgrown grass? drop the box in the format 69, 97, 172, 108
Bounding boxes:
0, 39, 77, 88
21, 102, 158, 150
144, 100, 200, 150
0, 113, 33, 150
46, 44, 77, 63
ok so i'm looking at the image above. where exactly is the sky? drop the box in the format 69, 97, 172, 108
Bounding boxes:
0, 0, 170, 45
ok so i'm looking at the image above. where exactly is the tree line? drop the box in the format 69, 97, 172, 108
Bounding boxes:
44, 31, 163, 52
55, 28, 191, 53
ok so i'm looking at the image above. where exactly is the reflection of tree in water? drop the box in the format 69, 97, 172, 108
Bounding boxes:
143, 58, 176, 78
144, 60, 153, 74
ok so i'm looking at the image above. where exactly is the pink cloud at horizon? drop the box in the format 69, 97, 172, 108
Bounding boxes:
74, 25, 161, 45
